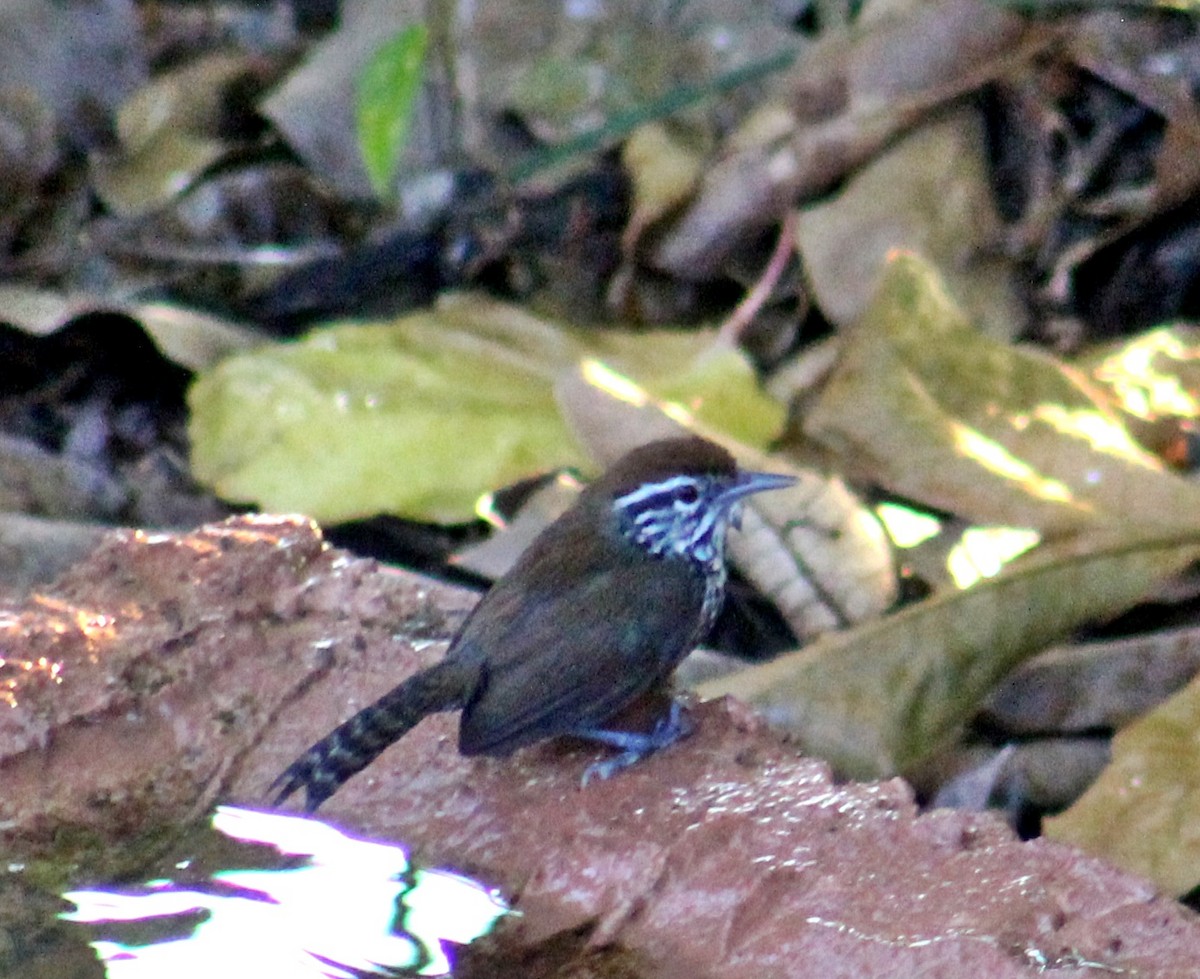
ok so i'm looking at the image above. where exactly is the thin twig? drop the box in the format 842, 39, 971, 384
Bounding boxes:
713, 209, 797, 350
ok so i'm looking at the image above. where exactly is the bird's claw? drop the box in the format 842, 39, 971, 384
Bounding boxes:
575, 699, 693, 786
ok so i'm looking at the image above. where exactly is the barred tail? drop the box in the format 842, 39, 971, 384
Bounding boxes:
270, 657, 477, 812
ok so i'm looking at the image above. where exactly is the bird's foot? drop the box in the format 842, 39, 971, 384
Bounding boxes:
575, 700, 694, 786
269, 755, 335, 813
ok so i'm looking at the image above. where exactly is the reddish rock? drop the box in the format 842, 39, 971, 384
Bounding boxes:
3, 516, 1200, 977
0, 514, 471, 846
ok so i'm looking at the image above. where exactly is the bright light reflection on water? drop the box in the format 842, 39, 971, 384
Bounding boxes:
60, 805, 509, 978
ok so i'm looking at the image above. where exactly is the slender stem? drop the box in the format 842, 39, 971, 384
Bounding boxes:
714, 209, 798, 350
505, 47, 798, 184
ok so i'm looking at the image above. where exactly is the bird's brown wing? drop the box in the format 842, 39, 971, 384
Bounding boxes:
456, 560, 704, 756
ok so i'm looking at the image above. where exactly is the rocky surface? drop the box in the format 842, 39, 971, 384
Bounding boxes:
3, 515, 1200, 976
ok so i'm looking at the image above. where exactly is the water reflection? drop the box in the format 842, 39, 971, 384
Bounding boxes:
61, 806, 508, 977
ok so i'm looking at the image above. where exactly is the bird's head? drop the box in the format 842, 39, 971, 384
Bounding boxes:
593, 437, 795, 565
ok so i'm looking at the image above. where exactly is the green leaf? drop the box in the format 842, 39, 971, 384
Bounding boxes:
356, 23, 428, 198
187, 293, 785, 524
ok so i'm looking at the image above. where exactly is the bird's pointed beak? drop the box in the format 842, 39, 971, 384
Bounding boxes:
721, 470, 796, 530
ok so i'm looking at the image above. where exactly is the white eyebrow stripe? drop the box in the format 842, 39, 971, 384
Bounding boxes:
615, 475, 700, 510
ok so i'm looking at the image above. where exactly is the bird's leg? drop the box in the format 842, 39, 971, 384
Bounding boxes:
575, 699, 695, 785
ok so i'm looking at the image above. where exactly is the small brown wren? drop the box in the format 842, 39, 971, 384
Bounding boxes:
270, 435, 795, 811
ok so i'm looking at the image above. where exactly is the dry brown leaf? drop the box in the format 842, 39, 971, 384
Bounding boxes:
91, 52, 256, 216
0, 285, 259, 371
0, 513, 109, 593
650, 0, 1047, 278
982, 625, 1200, 737
795, 109, 1024, 339
450, 474, 580, 581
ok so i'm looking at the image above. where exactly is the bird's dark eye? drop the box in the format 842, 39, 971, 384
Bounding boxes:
677, 483, 700, 504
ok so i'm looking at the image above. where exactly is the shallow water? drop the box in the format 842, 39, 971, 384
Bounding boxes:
6, 806, 507, 978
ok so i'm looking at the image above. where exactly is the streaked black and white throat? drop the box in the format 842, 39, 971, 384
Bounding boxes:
613, 473, 740, 634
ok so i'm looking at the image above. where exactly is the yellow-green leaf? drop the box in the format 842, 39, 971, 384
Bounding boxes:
698, 529, 1200, 781
188, 293, 784, 523
1045, 671, 1200, 896
804, 251, 1198, 537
